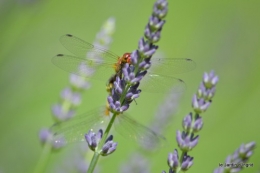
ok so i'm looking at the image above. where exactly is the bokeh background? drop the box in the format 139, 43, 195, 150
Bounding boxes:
0, 0, 260, 173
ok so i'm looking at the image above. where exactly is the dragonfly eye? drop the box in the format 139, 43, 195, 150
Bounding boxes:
122, 53, 131, 63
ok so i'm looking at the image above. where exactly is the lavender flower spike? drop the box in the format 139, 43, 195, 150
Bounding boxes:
88, 1, 168, 172
163, 70, 219, 173
213, 142, 256, 173
193, 70, 218, 114
108, 0, 168, 114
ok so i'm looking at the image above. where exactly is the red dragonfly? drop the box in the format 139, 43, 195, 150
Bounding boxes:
52, 34, 196, 93
51, 34, 196, 147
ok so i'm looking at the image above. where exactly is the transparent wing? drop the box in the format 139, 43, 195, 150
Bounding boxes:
51, 107, 109, 144
149, 58, 196, 76
60, 34, 119, 64
51, 106, 166, 147
52, 54, 116, 81
114, 113, 167, 148
140, 73, 186, 93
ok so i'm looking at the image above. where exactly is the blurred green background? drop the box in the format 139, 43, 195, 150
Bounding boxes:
0, 0, 260, 173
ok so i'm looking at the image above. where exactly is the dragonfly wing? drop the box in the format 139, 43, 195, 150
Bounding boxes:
52, 54, 115, 80
51, 107, 109, 144
114, 113, 167, 148
60, 34, 119, 64
140, 73, 186, 93
149, 58, 196, 76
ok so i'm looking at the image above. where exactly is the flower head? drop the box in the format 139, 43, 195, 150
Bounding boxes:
107, 0, 168, 113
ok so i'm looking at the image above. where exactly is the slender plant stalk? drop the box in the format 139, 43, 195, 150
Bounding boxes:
99, 113, 117, 147
87, 152, 100, 173
32, 141, 52, 173
87, 112, 117, 173
87, 75, 135, 173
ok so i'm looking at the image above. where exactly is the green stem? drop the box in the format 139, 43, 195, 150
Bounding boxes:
87, 112, 117, 173
119, 85, 130, 104
98, 112, 117, 148
174, 151, 185, 173
86, 152, 100, 173
32, 142, 52, 173
87, 72, 131, 173
180, 151, 185, 164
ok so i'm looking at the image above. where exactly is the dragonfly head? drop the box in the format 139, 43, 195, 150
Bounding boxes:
122, 53, 132, 64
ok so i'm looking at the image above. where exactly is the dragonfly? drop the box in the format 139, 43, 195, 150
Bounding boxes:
51, 34, 196, 147
51, 106, 166, 148
52, 34, 196, 93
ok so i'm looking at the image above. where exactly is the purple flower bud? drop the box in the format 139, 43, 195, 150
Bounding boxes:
125, 92, 133, 99
238, 142, 256, 159
192, 95, 211, 114
145, 28, 162, 43
128, 73, 135, 81
130, 50, 138, 65
153, 0, 168, 19
138, 38, 150, 53
176, 131, 199, 152
182, 113, 192, 131
101, 136, 118, 156
181, 154, 193, 171
197, 82, 206, 98
115, 101, 121, 108
203, 70, 219, 89
204, 86, 216, 100
113, 77, 124, 94
193, 116, 203, 132
85, 130, 103, 151
143, 45, 158, 57
97, 130, 103, 143
85, 131, 98, 151
149, 16, 166, 30
138, 38, 158, 58
139, 61, 149, 69
156, 0, 168, 8
143, 63, 151, 70
167, 149, 179, 169
120, 105, 129, 112
131, 93, 140, 100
